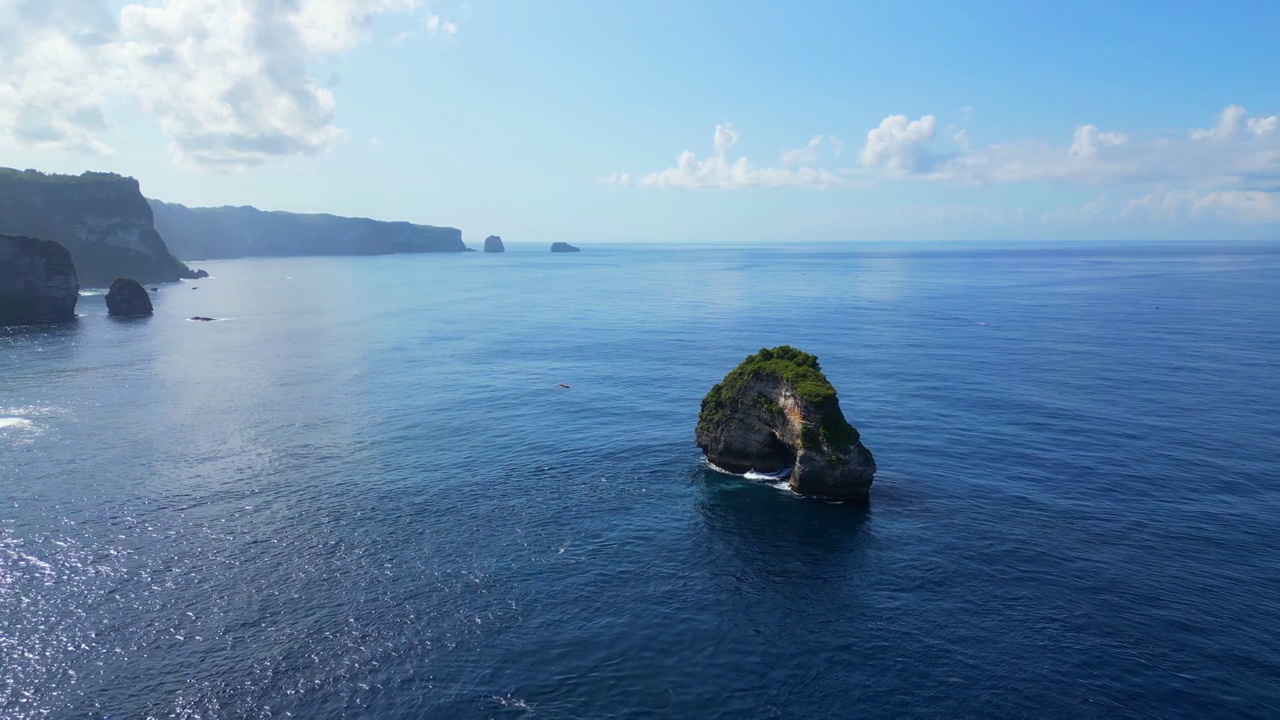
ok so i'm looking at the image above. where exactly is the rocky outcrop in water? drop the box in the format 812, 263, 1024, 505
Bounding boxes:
0, 234, 79, 325
550, 242, 581, 253
695, 346, 876, 498
149, 200, 467, 259
484, 235, 505, 253
106, 277, 153, 317
0, 168, 204, 287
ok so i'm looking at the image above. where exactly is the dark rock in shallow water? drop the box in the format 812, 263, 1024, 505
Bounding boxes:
106, 277, 153, 316
695, 346, 876, 499
484, 235, 506, 253
0, 234, 79, 325
550, 242, 580, 253
189, 316, 216, 322
192, 269, 209, 279
149, 287, 158, 292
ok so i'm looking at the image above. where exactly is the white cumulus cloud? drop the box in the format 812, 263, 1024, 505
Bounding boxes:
0, 0, 452, 169
1247, 116, 1278, 137
611, 105, 1280, 225
860, 114, 938, 174
713, 123, 739, 154
1068, 125, 1128, 158
855, 105, 1280, 192
1188, 104, 1278, 141
0, 0, 119, 154
613, 124, 844, 190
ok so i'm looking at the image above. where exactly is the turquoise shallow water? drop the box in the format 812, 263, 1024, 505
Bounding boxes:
3, 243, 1280, 718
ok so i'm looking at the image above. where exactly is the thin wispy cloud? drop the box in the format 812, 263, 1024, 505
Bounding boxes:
781, 135, 823, 166
426, 14, 459, 36
393, 11, 459, 44
1123, 189, 1280, 224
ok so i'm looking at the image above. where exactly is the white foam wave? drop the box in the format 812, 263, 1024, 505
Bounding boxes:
0, 406, 61, 442
743, 467, 793, 481
1, 404, 62, 418
78, 289, 106, 296
1, 546, 54, 576
705, 459, 794, 489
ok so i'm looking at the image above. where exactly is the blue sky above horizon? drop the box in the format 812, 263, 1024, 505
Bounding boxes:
2, 0, 1279, 243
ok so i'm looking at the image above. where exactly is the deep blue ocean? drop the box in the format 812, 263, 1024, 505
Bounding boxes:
3, 243, 1279, 719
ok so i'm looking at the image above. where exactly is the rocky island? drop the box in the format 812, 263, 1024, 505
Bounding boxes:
106, 277, 153, 317
551, 242, 581, 253
0, 168, 205, 286
695, 346, 876, 498
0, 234, 79, 325
484, 235, 505, 253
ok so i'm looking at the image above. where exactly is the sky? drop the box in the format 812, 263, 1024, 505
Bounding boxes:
1, 0, 1279, 244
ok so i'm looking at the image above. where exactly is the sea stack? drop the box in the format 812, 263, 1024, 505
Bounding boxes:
695, 346, 876, 499
0, 234, 79, 325
106, 277, 153, 317
484, 235, 506, 253
550, 242, 581, 253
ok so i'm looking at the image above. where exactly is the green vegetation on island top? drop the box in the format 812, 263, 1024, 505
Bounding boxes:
698, 346, 860, 452
0, 168, 127, 184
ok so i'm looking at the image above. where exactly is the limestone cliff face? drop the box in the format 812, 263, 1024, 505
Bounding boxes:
0, 235, 79, 325
695, 346, 876, 498
483, 235, 505, 253
149, 200, 467, 259
0, 169, 202, 287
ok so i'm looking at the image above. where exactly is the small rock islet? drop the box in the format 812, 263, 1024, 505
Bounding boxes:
695, 346, 876, 498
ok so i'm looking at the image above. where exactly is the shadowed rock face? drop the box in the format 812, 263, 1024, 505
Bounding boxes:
106, 277, 153, 317
0, 168, 203, 286
550, 242, 581, 253
483, 235, 505, 253
0, 235, 79, 325
695, 346, 876, 499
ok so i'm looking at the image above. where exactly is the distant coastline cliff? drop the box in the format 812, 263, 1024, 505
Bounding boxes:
0, 168, 203, 287
149, 200, 467, 259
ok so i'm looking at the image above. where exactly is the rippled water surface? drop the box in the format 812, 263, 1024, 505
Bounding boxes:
3, 243, 1279, 718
